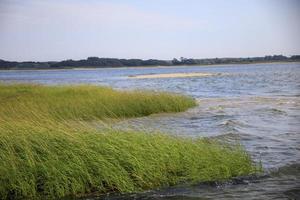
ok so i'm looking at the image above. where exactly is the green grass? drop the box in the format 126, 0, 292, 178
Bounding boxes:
0, 84, 196, 121
0, 84, 260, 199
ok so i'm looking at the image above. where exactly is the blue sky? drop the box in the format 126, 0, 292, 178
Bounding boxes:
0, 0, 299, 61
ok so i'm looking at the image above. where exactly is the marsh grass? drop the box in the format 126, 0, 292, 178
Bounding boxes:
0, 84, 259, 199
0, 84, 196, 121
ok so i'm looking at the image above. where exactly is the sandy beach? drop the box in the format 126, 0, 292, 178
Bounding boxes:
129, 72, 217, 79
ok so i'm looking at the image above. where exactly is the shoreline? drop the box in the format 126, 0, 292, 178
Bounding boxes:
0, 61, 299, 71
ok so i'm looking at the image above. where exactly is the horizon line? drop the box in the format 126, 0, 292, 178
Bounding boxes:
1, 54, 300, 63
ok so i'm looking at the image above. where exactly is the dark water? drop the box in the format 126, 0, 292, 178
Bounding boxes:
1, 63, 300, 199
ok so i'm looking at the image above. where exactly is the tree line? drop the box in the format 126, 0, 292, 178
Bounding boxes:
0, 55, 299, 70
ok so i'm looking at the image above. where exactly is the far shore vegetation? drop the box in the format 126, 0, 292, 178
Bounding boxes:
0, 84, 260, 199
0, 55, 299, 70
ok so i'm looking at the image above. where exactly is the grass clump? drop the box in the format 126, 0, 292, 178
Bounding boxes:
0, 84, 259, 199
0, 84, 196, 121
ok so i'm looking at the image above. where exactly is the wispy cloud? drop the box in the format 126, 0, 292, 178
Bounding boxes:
0, 0, 205, 32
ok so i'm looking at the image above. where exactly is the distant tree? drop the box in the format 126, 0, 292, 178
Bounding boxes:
1, 55, 299, 70
290, 55, 300, 60
172, 58, 181, 65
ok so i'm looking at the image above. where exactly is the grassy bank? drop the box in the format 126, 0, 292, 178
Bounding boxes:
0, 84, 196, 121
0, 84, 259, 199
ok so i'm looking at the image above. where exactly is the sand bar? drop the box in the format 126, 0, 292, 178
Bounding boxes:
129, 72, 218, 79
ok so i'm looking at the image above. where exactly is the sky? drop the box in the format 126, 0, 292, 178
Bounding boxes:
0, 0, 299, 61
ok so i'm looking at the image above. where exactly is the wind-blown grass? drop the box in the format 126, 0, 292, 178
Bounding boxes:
0, 84, 259, 199
0, 84, 196, 121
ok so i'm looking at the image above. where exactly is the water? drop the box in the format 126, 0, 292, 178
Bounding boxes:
1, 62, 300, 199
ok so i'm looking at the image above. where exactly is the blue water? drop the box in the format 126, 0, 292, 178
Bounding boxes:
1, 63, 299, 98
1, 62, 299, 200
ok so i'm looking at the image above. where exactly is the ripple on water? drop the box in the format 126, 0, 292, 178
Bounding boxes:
92, 165, 300, 200
100, 95, 300, 199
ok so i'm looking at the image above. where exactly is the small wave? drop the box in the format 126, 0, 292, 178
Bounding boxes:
144, 195, 204, 200
211, 132, 240, 139
270, 163, 300, 176
266, 108, 287, 115
189, 116, 201, 120
283, 187, 300, 200
212, 132, 255, 141
189, 174, 269, 189
218, 119, 251, 129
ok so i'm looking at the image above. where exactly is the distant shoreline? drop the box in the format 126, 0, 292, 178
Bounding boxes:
0, 60, 299, 71
1, 55, 299, 70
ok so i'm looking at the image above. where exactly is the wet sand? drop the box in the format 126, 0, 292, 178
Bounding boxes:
129, 72, 217, 79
